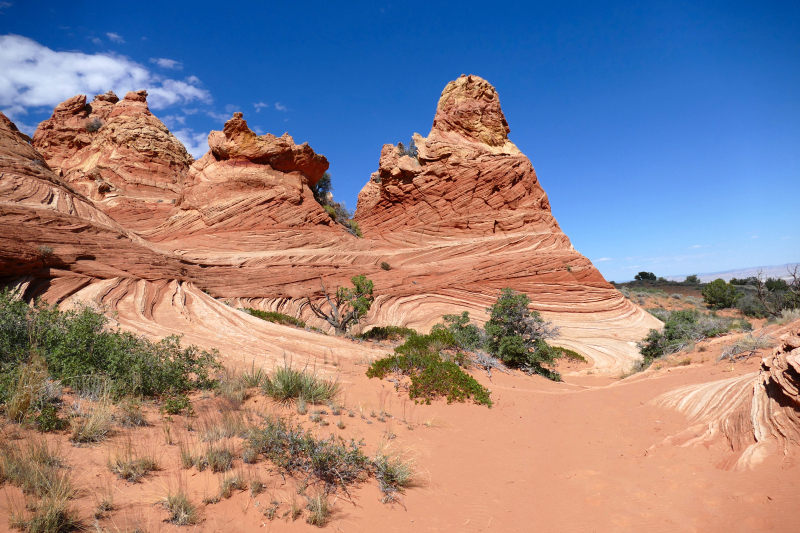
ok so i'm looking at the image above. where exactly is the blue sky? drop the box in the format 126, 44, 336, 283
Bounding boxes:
1, 1, 797, 281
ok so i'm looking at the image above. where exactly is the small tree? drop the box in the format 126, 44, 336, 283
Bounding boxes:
701, 279, 739, 309
432, 311, 482, 352
484, 288, 561, 379
634, 271, 657, 281
311, 172, 333, 206
755, 266, 800, 317
303, 276, 374, 335
397, 138, 418, 160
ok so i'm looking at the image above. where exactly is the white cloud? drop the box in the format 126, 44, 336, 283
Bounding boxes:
185, 75, 200, 85
106, 32, 124, 43
690, 244, 702, 249
161, 114, 186, 128
91, 37, 101, 44
594, 257, 612, 262
751, 235, 759, 239
0, 2, 12, 12
0, 35, 211, 119
206, 110, 228, 123
150, 57, 182, 70
782, 236, 793, 240
254, 102, 269, 112
172, 128, 208, 159
275, 102, 287, 111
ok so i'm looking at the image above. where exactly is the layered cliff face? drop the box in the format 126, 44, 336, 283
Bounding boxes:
32, 90, 193, 230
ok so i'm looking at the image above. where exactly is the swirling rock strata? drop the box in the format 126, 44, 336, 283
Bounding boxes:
653, 327, 800, 469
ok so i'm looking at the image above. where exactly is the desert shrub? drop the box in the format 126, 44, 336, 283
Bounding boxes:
702, 279, 740, 309
765, 277, 789, 292
636, 309, 751, 369
70, 392, 114, 443
0, 290, 220, 400
36, 245, 54, 260
303, 275, 374, 335
359, 326, 417, 342
323, 205, 336, 219
718, 333, 774, 362
484, 288, 561, 380
206, 444, 234, 473
730, 276, 758, 286
432, 311, 482, 352
245, 417, 370, 491
366, 329, 491, 407
160, 394, 192, 416
734, 291, 769, 318
218, 473, 247, 499
670, 293, 682, 299
772, 308, 800, 325
683, 274, 700, 284
162, 489, 199, 525
262, 363, 340, 405
380, 261, 391, 271
553, 346, 587, 362
348, 219, 363, 238
634, 271, 657, 281
245, 308, 306, 328
85, 118, 103, 132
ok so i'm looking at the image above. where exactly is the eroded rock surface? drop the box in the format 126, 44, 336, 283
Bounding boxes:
32, 90, 193, 230
653, 326, 800, 469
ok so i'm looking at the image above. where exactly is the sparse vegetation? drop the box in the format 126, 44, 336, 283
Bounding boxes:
244, 416, 370, 491
305, 492, 330, 527
309, 172, 362, 236
380, 261, 391, 271
684, 274, 700, 284
245, 308, 306, 328
262, 362, 340, 404
634, 271, 657, 281
85, 118, 103, 132
397, 138, 419, 160
162, 489, 200, 526
302, 275, 374, 335
108, 441, 158, 482
373, 445, 416, 503
718, 332, 774, 362
635, 309, 752, 372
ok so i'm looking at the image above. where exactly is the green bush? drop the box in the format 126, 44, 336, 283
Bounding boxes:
380, 262, 391, 271
311, 172, 333, 206
634, 271, 657, 281
432, 312, 481, 352
366, 329, 491, 407
734, 291, 769, 318
323, 205, 336, 220
701, 279, 740, 309
683, 274, 700, 284
304, 275, 374, 335
358, 326, 417, 342
245, 309, 306, 328
0, 289, 220, 401
484, 288, 561, 380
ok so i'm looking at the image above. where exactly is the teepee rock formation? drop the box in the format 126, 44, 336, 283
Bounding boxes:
32, 90, 193, 230
1, 76, 660, 374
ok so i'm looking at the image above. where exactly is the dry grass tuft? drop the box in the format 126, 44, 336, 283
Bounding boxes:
70, 390, 113, 443
108, 440, 158, 482
162, 488, 199, 525
305, 492, 330, 527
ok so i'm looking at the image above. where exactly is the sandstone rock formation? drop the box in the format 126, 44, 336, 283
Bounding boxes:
3, 76, 660, 375
653, 327, 800, 469
32, 90, 193, 230
144, 112, 346, 251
